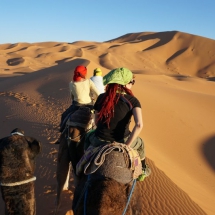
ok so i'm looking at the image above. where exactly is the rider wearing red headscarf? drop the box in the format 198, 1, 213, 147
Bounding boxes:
59, 65, 100, 132
70, 65, 99, 106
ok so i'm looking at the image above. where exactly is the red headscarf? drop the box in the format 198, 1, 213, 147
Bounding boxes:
73, 65, 87, 81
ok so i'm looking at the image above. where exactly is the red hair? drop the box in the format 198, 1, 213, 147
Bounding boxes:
97, 84, 134, 127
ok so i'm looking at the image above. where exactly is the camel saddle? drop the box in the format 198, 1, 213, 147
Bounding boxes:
76, 142, 142, 184
66, 106, 93, 129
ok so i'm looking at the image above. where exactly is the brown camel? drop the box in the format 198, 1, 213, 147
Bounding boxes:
55, 126, 86, 205
56, 107, 144, 215
55, 107, 93, 213
0, 128, 41, 215
72, 147, 143, 215
73, 178, 142, 215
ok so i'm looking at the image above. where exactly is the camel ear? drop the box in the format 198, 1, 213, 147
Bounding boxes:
25, 136, 42, 156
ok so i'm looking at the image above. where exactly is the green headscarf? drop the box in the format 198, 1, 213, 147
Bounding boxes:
103, 67, 133, 85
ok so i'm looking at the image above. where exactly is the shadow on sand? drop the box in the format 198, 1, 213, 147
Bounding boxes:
202, 135, 215, 172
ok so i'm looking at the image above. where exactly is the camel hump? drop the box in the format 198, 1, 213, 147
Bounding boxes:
77, 143, 142, 184
92, 150, 133, 184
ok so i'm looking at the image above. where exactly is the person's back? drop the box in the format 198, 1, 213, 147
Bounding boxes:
70, 79, 99, 105
94, 93, 138, 142
90, 68, 105, 94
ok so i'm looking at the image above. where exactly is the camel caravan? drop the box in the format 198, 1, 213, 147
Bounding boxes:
55, 67, 151, 214
0, 67, 151, 215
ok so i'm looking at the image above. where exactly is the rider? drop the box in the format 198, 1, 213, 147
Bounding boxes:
90, 68, 105, 94
57, 65, 100, 138
85, 67, 151, 180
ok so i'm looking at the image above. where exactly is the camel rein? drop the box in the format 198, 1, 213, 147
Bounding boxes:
122, 179, 137, 215
73, 175, 93, 214
66, 126, 93, 143
0, 176, 36, 186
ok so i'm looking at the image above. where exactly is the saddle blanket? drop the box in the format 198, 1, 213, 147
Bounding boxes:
66, 106, 93, 129
76, 142, 142, 180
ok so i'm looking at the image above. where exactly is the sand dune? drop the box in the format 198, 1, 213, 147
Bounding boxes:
0, 31, 215, 215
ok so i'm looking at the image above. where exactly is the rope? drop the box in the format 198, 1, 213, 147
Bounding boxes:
84, 175, 91, 215
66, 126, 93, 142
122, 179, 137, 215
93, 144, 129, 168
74, 176, 136, 215
81, 143, 132, 176
0, 176, 36, 186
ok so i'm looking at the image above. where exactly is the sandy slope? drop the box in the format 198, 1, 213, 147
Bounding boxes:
0, 31, 215, 215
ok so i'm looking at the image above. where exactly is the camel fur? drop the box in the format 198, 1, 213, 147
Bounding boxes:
0, 133, 41, 215
72, 151, 143, 215
55, 126, 85, 210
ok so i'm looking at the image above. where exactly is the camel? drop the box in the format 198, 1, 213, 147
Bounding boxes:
73, 176, 141, 215
0, 128, 41, 215
56, 107, 144, 215
55, 106, 93, 213
72, 143, 143, 215
55, 126, 86, 205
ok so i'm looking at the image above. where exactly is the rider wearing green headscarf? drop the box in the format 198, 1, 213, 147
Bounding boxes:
86, 67, 151, 181
103, 67, 133, 85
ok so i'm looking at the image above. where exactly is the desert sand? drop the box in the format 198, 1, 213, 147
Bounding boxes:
0, 31, 215, 215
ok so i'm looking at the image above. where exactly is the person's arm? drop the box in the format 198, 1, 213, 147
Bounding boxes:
125, 107, 143, 146
71, 93, 74, 101
69, 82, 74, 100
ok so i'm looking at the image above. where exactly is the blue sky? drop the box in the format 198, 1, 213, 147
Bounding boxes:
0, 0, 214, 44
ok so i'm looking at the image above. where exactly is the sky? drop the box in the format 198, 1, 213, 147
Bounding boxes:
0, 0, 215, 44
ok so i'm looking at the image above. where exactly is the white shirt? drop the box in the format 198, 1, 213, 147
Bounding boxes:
90, 76, 105, 94
69, 79, 100, 104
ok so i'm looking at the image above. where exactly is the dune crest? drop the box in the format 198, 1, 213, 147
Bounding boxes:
1, 31, 215, 78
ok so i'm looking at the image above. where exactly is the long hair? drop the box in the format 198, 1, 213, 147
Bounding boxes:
97, 84, 134, 127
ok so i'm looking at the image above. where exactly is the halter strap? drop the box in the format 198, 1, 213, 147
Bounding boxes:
0, 176, 36, 186
10, 132, 24, 136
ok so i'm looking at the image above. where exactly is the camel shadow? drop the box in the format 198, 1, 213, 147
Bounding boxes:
206, 77, 215, 82
202, 135, 215, 172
